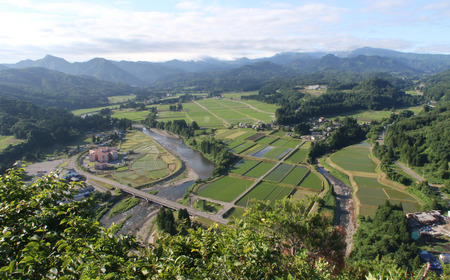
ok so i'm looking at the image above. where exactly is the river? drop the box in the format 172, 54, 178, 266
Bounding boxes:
140, 127, 215, 201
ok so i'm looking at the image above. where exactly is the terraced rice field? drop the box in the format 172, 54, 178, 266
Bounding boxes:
226, 140, 245, 149
270, 138, 290, 147
229, 159, 260, 175
197, 176, 254, 202
265, 164, 294, 182
298, 172, 323, 190
232, 142, 255, 154
236, 182, 291, 207
242, 144, 266, 156
262, 147, 292, 159
285, 148, 308, 164
108, 131, 179, 187
290, 189, 317, 201
256, 136, 277, 145
354, 176, 420, 210
251, 146, 274, 158
280, 166, 309, 185
282, 140, 303, 148
330, 142, 422, 216
331, 146, 377, 173
244, 162, 276, 178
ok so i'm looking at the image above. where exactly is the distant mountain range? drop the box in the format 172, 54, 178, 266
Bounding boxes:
2, 47, 450, 86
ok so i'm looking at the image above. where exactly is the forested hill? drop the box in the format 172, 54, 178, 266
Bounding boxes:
421, 69, 450, 101
245, 77, 421, 125
3, 48, 450, 86
0, 67, 141, 110
381, 103, 450, 182
0, 97, 130, 172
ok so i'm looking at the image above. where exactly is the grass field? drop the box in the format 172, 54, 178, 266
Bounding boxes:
224, 207, 246, 220
71, 105, 117, 116
326, 106, 424, 122
280, 166, 309, 185
244, 161, 276, 178
112, 109, 149, 121
0, 135, 24, 150
108, 94, 136, 103
197, 176, 254, 202
265, 164, 294, 182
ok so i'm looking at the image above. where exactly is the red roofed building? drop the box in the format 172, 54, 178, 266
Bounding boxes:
89, 147, 118, 163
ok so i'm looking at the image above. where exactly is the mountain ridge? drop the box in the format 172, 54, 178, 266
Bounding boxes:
2, 47, 450, 86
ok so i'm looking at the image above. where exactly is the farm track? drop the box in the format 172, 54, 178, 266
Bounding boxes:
193, 101, 230, 126
210, 99, 260, 122
229, 99, 274, 115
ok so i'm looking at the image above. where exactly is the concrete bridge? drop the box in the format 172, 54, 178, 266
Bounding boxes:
68, 157, 229, 225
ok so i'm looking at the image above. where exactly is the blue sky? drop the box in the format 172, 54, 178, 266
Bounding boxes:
0, 0, 449, 63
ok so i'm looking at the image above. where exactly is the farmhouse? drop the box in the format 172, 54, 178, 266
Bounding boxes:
89, 147, 118, 163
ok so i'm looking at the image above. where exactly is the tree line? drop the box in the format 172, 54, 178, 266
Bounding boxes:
243, 77, 421, 126
142, 110, 234, 176
0, 97, 132, 172
378, 103, 449, 182
2, 169, 444, 279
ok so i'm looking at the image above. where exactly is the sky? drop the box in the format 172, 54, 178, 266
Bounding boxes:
0, 0, 449, 63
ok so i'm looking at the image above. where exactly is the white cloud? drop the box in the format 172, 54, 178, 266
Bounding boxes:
0, 0, 448, 63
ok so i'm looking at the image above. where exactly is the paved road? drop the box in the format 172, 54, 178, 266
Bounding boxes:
68, 157, 229, 225
395, 160, 424, 182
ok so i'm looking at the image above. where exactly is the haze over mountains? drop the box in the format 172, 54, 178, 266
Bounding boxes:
2, 47, 450, 86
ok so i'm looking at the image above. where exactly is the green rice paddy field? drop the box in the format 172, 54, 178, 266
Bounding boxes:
329, 141, 422, 216
299, 172, 323, 191
244, 162, 276, 178
331, 146, 377, 173
156, 97, 277, 128
229, 159, 260, 175
264, 164, 294, 182
197, 177, 254, 202
285, 148, 308, 164
235, 181, 292, 207
280, 166, 309, 185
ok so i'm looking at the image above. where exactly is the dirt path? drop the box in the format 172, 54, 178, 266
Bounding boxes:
211, 99, 259, 122
193, 101, 230, 126
230, 99, 274, 115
